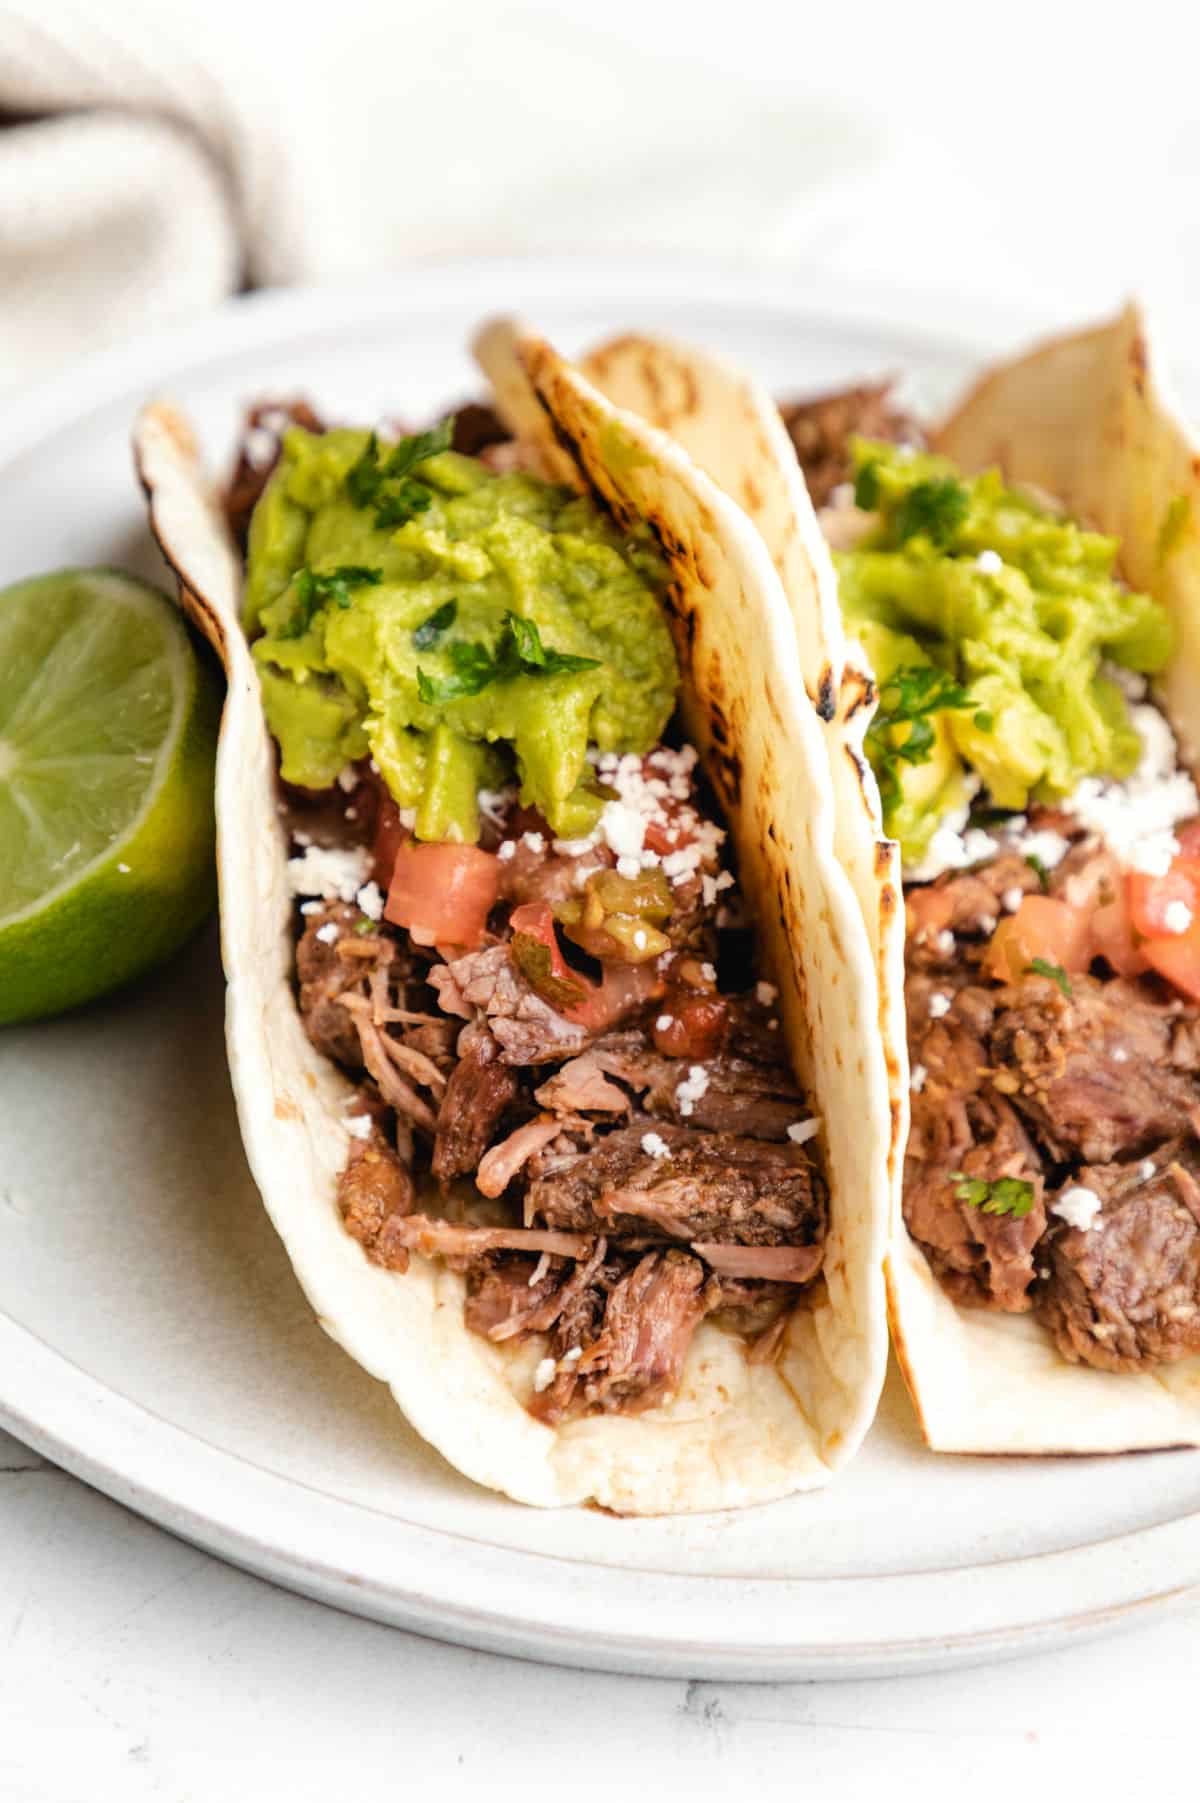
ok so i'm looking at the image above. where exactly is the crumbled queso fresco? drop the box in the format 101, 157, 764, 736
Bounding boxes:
641, 1131, 671, 1160
1051, 1186, 1104, 1232
1163, 899, 1194, 934
554, 746, 727, 890
356, 880, 384, 921
287, 843, 372, 902
674, 1064, 710, 1116
905, 702, 1200, 883
786, 1118, 820, 1145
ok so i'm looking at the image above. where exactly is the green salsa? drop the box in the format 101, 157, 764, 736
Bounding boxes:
838, 442, 1173, 862
245, 425, 678, 843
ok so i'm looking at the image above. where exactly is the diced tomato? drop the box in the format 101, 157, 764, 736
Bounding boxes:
1128, 858, 1200, 938
983, 895, 1092, 985
906, 885, 957, 941
653, 993, 729, 1060
1123, 837, 1200, 999
373, 796, 410, 888
1142, 921, 1200, 1001
385, 843, 500, 950
1090, 878, 1150, 978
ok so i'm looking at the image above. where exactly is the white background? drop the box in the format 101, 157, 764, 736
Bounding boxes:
3, 1, 1199, 1795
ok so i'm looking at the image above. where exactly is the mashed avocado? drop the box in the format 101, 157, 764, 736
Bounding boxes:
838, 442, 1172, 861
246, 424, 678, 841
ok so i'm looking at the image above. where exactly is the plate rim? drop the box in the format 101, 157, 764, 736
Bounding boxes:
2, 254, 1198, 1679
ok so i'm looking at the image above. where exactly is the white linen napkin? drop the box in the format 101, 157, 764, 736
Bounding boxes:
0, 0, 899, 390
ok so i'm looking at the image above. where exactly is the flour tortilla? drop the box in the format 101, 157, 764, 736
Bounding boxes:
475, 323, 909, 1200
132, 336, 891, 1512
879, 302, 1200, 1453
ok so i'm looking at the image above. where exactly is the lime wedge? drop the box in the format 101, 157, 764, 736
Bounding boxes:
0, 568, 221, 1025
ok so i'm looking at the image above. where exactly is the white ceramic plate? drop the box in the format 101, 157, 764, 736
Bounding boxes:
3, 259, 1200, 1681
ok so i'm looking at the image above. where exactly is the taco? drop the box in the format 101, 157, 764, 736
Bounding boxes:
784, 304, 1200, 1452
132, 331, 891, 1512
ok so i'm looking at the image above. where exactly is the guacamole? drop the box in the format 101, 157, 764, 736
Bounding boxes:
838, 442, 1173, 861
246, 424, 678, 842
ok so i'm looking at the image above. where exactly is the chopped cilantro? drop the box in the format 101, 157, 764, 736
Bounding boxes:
281, 564, 382, 638
504, 612, 603, 677
1029, 957, 1072, 997
345, 417, 456, 529
894, 477, 970, 547
865, 663, 972, 822
381, 419, 455, 482
854, 460, 882, 511
416, 611, 601, 706
949, 1172, 1036, 1219
1025, 852, 1050, 892
412, 599, 458, 650
417, 640, 501, 704
374, 479, 435, 530
353, 916, 376, 936
346, 432, 384, 508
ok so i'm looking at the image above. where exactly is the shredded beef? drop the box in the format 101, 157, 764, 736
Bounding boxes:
903, 843, 1200, 1364
296, 902, 372, 1068
1038, 1151, 1200, 1371
534, 1030, 805, 1140
531, 1250, 711, 1423
991, 973, 1200, 1163
903, 986, 1046, 1310
527, 1121, 824, 1251
778, 382, 922, 508
431, 1030, 519, 1184
429, 946, 591, 1063
289, 741, 827, 1418
337, 1129, 415, 1268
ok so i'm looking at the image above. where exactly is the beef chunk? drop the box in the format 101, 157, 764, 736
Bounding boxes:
991, 973, 1200, 1163
429, 946, 590, 1064
778, 382, 921, 507
449, 403, 510, 457
1038, 1152, 1200, 1371
463, 1254, 571, 1341
337, 1129, 414, 1268
904, 987, 1046, 1310
431, 1030, 519, 1183
527, 1121, 824, 1250
296, 902, 381, 1068
534, 1031, 805, 1141
530, 1250, 710, 1423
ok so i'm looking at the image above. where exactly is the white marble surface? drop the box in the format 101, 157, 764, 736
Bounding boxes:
1, 1420, 1195, 1800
